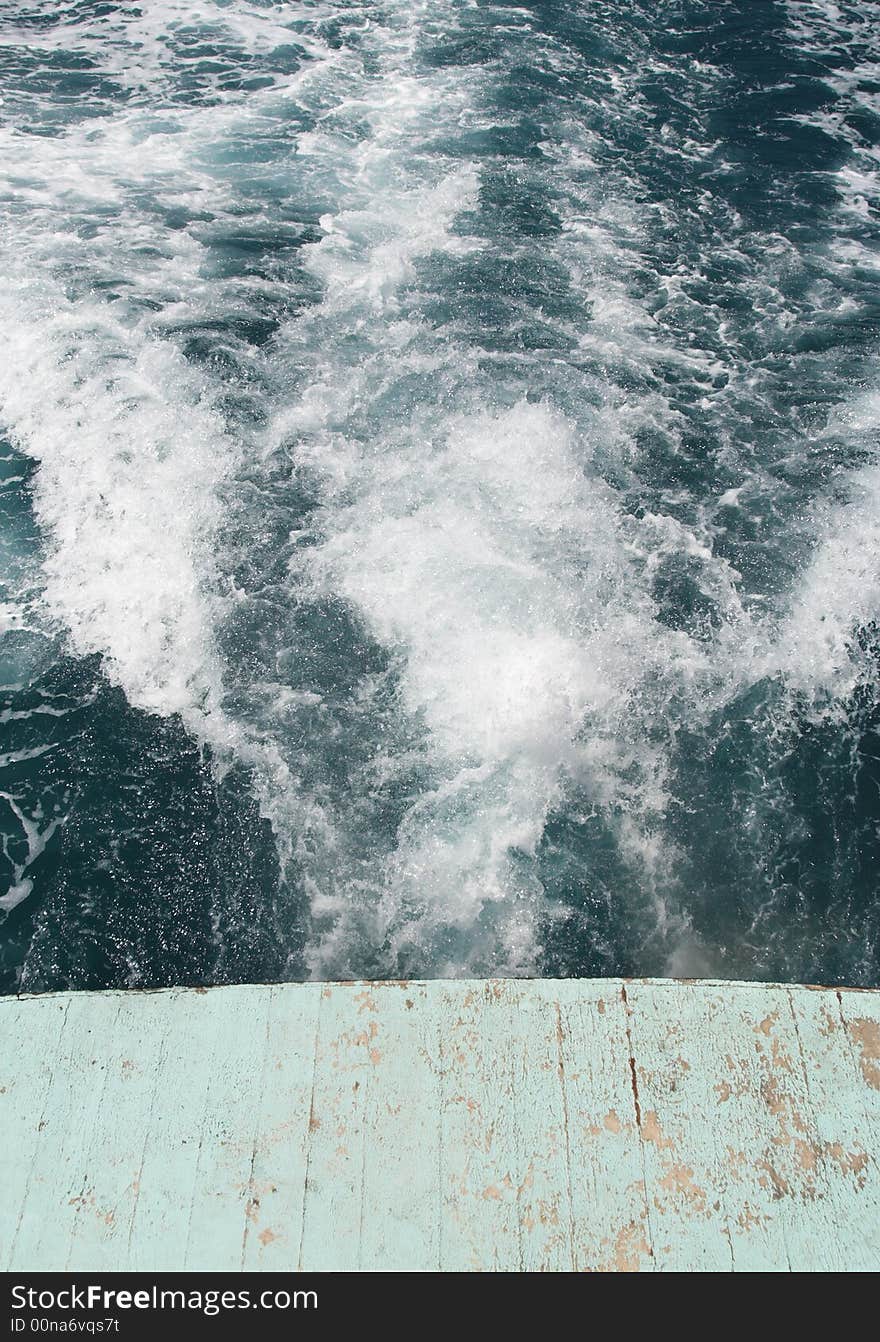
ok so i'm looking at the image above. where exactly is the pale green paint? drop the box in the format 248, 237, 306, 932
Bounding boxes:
2, 979, 879, 1271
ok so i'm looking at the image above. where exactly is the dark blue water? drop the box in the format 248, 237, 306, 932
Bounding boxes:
1, 0, 879, 992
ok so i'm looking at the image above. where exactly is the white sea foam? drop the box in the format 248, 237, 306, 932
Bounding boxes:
294, 396, 705, 972
773, 391, 880, 702
0, 2, 362, 728
0, 0, 352, 107
0, 281, 231, 720
2, 0, 880, 979
256, 5, 726, 971
0, 789, 61, 912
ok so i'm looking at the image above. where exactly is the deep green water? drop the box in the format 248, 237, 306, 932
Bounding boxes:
1, 0, 879, 992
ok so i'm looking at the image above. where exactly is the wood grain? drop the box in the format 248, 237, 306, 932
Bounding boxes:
2, 978, 878, 1271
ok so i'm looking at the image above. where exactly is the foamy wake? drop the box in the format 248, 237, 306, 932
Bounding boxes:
773, 392, 880, 703
1, 0, 879, 978
255, 11, 715, 973
0, 281, 231, 721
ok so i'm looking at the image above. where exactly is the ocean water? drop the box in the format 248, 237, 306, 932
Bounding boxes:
1, 0, 879, 992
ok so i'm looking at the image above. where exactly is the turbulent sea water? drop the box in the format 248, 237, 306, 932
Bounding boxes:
1, 0, 879, 992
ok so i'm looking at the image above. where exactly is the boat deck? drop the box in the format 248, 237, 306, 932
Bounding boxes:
2, 977, 879, 1271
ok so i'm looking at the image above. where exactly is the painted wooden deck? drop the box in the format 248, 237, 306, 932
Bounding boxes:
2, 977, 879, 1271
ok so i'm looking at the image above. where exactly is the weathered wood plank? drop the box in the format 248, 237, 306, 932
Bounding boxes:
239, 983, 319, 1271
437, 980, 577, 1271
556, 981, 654, 1272
7, 994, 133, 1271
180, 987, 275, 1271
299, 981, 441, 1270
626, 980, 811, 1270
784, 988, 880, 1271
624, 981, 880, 1271
0, 993, 69, 1270
125, 990, 233, 1272
63, 991, 169, 1271
2, 979, 879, 1272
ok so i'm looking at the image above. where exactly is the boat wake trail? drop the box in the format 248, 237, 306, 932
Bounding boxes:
1, 1, 879, 988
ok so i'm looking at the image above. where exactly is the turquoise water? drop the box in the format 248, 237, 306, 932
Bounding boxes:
1, 0, 879, 991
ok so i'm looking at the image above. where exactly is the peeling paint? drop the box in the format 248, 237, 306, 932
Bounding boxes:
849, 1019, 880, 1091
2, 978, 879, 1271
